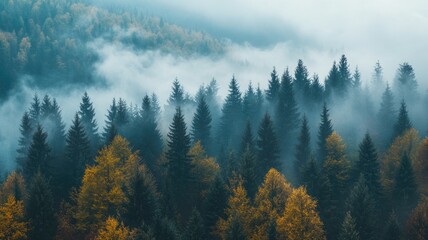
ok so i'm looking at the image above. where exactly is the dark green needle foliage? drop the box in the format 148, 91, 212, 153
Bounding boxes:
17, 111, 33, 171
185, 209, 207, 240
79, 92, 100, 156
383, 212, 401, 240
295, 115, 311, 185
192, 96, 212, 153
240, 146, 258, 199
338, 211, 359, 240
393, 153, 418, 219
257, 113, 280, 176
317, 103, 333, 163
392, 100, 412, 141
266, 67, 280, 104
24, 125, 51, 181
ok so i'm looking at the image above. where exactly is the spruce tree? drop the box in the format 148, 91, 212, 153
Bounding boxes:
239, 121, 255, 155
276, 68, 300, 153
102, 98, 117, 145
240, 146, 257, 199
24, 125, 51, 181
16, 112, 33, 171
225, 217, 247, 240
377, 83, 395, 148
218, 76, 243, 152
203, 176, 227, 235
26, 172, 55, 240
294, 59, 310, 105
372, 61, 384, 90
64, 113, 90, 191
242, 83, 258, 127
191, 96, 212, 153
302, 157, 320, 199
257, 113, 280, 176
317, 103, 333, 163
393, 153, 418, 217
324, 61, 340, 99
356, 133, 383, 206
395, 62, 418, 101
166, 107, 193, 218
168, 78, 185, 107
295, 115, 311, 185
185, 209, 207, 240
266, 67, 280, 104
40, 94, 52, 121
339, 212, 360, 240
29, 94, 41, 125
392, 100, 412, 141
346, 176, 376, 240
383, 212, 401, 240
309, 74, 324, 108
79, 92, 100, 156
116, 98, 129, 135
353, 66, 362, 89
338, 54, 352, 96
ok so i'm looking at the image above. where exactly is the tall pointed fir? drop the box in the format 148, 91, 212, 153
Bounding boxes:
202, 176, 227, 236
26, 172, 55, 240
168, 78, 185, 107
383, 212, 401, 240
372, 61, 384, 91
324, 61, 340, 99
29, 94, 41, 126
79, 92, 100, 157
346, 176, 376, 240
356, 133, 383, 206
167, 107, 193, 220
24, 125, 51, 181
395, 62, 418, 102
185, 209, 207, 240
242, 83, 259, 129
240, 121, 255, 155
294, 59, 310, 106
140, 95, 163, 169
337, 54, 352, 97
392, 153, 418, 220
116, 98, 130, 135
240, 146, 258, 199
392, 100, 412, 141
377, 84, 395, 148
43, 98, 66, 158
17, 112, 33, 171
191, 96, 212, 153
338, 212, 359, 240
266, 67, 280, 105
102, 98, 117, 145
353, 66, 362, 89
276, 68, 300, 155
317, 103, 334, 163
302, 157, 321, 199
295, 115, 311, 185
64, 113, 90, 192
218, 76, 243, 152
257, 113, 280, 177
309, 74, 324, 109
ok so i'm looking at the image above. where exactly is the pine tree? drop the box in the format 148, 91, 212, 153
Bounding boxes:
356, 133, 383, 205
346, 176, 376, 240
257, 113, 280, 176
309, 74, 324, 107
116, 98, 129, 135
168, 78, 185, 107
353, 66, 362, 89
338, 212, 359, 240
218, 76, 243, 151
40, 94, 52, 121
395, 62, 418, 101
294, 59, 310, 105
192, 96, 212, 153
377, 83, 396, 148
240, 121, 255, 155
225, 216, 248, 240
295, 115, 311, 185
203, 176, 227, 236
29, 94, 41, 125
324, 61, 340, 98
276, 68, 300, 153
318, 103, 333, 163
166, 107, 193, 219
393, 153, 418, 218
266, 67, 280, 104
102, 98, 117, 144
26, 172, 55, 240
338, 54, 352, 96
140, 95, 163, 169
16, 112, 33, 171
392, 100, 412, 141
240, 146, 257, 199
302, 158, 321, 199
64, 113, 90, 191
24, 125, 51, 181
372, 61, 384, 90
243, 82, 259, 127
383, 212, 401, 240
79, 92, 100, 156
185, 209, 207, 240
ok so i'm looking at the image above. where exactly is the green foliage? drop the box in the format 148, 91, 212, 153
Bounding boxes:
295, 115, 311, 185
266, 67, 280, 104
338, 212, 359, 240
393, 100, 412, 141
24, 125, 51, 181
318, 103, 334, 163
192, 96, 212, 152
257, 113, 280, 176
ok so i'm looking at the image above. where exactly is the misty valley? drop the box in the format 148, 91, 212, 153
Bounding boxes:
1, 0, 428, 240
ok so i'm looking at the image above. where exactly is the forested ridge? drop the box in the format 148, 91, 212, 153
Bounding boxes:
0, 0, 224, 100
1, 52, 428, 239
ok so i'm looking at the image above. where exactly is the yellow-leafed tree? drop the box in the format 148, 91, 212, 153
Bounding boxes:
277, 187, 326, 240
252, 168, 292, 240
217, 179, 254, 239
95, 217, 135, 240
415, 138, 428, 195
381, 128, 421, 193
75, 136, 139, 233
1, 171, 26, 203
0, 195, 28, 240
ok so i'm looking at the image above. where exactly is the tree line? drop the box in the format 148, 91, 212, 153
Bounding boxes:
1, 55, 428, 239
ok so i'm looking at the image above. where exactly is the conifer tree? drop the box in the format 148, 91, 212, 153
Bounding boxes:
372, 61, 384, 90
26, 172, 55, 240
406, 199, 428, 240
392, 100, 412, 141
346, 176, 376, 240
356, 133, 383, 205
219, 76, 243, 151
338, 54, 352, 96
310, 74, 324, 107
353, 66, 362, 89
185, 209, 207, 240
324, 61, 340, 98
302, 157, 321, 199
242, 83, 258, 127
318, 103, 333, 163
203, 176, 227, 236
276, 68, 300, 153
377, 83, 396, 148
393, 153, 418, 217
338, 212, 359, 240
166, 107, 193, 218
102, 98, 117, 144
29, 94, 41, 125
395, 62, 418, 101
294, 59, 310, 105
24, 125, 51, 181
192, 96, 212, 152
64, 113, 90, 191
383, 212, 401, 240
16, 111, 33, 171
79, 92, 100, 155
240, 121, 255, 155
257, 113, 280, 176
295, 115, 311, 185
115, 98, 129, 135
168, 78, 185, 107
239, 146, 257, 199
266, 67, 280, 104
225, 217, 247, 240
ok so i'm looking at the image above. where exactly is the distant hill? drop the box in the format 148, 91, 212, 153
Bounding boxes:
0, 0, 224, 101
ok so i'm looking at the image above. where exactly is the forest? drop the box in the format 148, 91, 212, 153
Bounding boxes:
1, 54, 428, 240
2, 0, 428, 240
